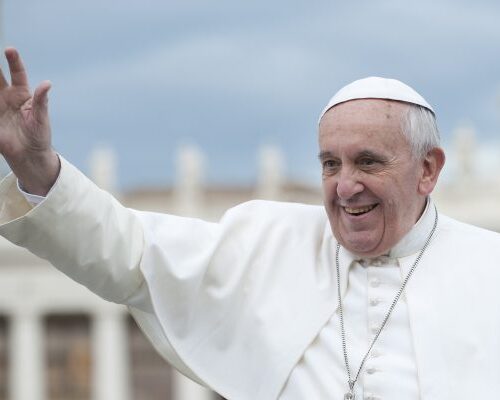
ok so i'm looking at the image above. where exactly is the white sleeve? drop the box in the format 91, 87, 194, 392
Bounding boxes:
17, 180, 47, 206
0, 156, 144, 304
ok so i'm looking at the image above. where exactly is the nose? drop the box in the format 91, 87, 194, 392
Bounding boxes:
336, 168, 364, 200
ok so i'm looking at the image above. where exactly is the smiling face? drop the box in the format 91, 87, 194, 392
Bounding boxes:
319, 99, 435, 257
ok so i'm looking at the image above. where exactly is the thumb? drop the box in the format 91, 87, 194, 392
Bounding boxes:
32, 80, 52, 122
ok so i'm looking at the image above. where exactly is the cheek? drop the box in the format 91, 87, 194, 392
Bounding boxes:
374, 171, 415, 203
379, 190, 405, 220
380, 190, 418, 234
322, 179, 337, 202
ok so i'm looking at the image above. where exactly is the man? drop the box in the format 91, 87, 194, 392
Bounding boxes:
0, 47, 499, 400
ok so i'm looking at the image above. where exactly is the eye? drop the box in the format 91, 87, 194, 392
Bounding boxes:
358, 158, 377, 167
322, 159, 340, 173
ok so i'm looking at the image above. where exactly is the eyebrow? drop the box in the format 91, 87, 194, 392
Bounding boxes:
357, 150, 385, 159
318, 151, 334, 161
317, 150, 389, 162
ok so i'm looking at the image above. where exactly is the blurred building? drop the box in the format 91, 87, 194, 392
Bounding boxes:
432, 123, 500, 232
0, 132, 499, 400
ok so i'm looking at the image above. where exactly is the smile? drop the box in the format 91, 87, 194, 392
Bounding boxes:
343, 204, 378, 216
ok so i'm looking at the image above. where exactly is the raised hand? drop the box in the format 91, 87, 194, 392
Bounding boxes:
0, 47, 59, 196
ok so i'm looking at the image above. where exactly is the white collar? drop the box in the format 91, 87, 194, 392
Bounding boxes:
389, 198, 436, 258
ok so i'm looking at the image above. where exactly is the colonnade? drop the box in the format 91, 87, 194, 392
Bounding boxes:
0, 260, 214, 400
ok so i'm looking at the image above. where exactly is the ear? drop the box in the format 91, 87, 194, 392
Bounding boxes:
418, 147, 446, 195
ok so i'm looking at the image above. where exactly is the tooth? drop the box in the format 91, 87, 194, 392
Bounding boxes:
345, 205, 374, 214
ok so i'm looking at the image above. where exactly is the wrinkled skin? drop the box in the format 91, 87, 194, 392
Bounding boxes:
0, 48, 59, 195
319, 99, 445, 257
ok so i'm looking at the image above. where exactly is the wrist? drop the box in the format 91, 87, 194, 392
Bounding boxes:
16, 150, 61, 196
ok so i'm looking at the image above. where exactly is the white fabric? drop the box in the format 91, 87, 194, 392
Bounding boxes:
1, 158, 500, 399
319, 77, 434, 123
14, 174, 422, 399
17, 180, 46, 205
281, 258, 420, 400
280, 201, 435, 400
14, 168, 425, 399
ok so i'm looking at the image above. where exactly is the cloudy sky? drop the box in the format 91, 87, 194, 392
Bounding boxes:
2, 0, 500, 189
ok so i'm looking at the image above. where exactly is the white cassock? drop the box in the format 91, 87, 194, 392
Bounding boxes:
1, 157, 500, 400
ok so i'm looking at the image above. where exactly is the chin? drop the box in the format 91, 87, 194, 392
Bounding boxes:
339, 235, 387, 257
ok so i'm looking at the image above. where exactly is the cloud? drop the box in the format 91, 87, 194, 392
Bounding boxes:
4, 0, 500, 187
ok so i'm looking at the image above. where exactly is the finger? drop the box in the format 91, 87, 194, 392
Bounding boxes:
0, 66, 8, 89
33, 80, 52, 122
5, 47, 29, 87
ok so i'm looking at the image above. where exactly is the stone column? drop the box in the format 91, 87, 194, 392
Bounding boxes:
453, 122, 476, 188
91, 309, 130, 400
172, 369, 215, 400
175, 145, 204, 216
256, 145, 284, 200
9, 312, 45, 400
89, 146, 118, 195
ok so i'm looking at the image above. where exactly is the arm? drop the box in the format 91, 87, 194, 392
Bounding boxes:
0, 156, 146, 304
0, 49, 143, 302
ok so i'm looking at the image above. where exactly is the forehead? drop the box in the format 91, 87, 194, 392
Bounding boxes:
318, 99, 410, 152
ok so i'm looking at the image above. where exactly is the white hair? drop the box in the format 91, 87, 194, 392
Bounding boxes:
401, 104, 440, 159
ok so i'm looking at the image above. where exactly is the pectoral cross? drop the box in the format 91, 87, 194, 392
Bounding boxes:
344, 392, 355, 400
344, 380, 356, 399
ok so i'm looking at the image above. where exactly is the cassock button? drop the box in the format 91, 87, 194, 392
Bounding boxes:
370, 348, 382, 358
370, 278, 381, 288
369, 298, 380, 306
366, 366, 377, 375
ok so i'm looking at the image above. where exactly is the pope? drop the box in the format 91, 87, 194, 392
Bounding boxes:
0, 47, 499, 400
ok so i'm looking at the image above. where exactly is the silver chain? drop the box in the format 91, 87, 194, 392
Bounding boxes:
335, 205, 438, 396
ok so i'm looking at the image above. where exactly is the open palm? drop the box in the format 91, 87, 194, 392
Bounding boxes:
0, 48, 59, 195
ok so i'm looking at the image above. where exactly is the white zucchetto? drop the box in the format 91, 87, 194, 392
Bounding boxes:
319, 77, 434, 123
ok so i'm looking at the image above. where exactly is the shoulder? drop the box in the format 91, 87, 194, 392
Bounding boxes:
222, 200, 327, 228
228, 199, 325, 215
437, 213, 500, 249
439, 213, 500, 239
216, 200, 329, 249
